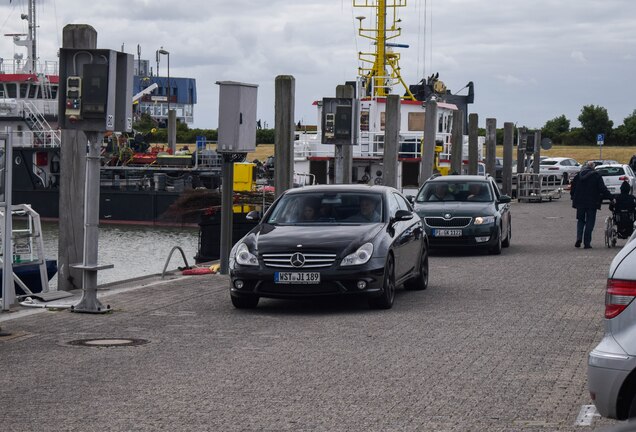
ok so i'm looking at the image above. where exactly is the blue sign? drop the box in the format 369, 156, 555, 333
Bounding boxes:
597, 133, 605, 145
196, 135, 206, 150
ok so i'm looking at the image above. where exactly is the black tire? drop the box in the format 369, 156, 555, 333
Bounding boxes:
562, 172, 569, 184
629, 393, 636, 418
369, 254, 395, 309
231, 294, 259, 309
502, 220, 511, 248
489, 227, 502, 255
405, 245, 429, 291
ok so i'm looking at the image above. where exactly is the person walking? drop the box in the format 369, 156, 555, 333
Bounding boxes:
570, 161, 614, 248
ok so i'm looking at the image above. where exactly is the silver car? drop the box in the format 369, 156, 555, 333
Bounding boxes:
588, 232, 636, 419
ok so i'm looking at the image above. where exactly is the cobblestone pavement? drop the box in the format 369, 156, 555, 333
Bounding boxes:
0, 198, 627, 431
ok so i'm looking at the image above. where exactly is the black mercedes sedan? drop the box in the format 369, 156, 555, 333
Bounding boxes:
413, 175, 512, 254
229, 185, 429, 309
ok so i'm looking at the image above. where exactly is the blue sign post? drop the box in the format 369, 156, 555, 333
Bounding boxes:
597, 133, 605, 158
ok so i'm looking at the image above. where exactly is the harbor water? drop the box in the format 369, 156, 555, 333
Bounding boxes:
40, 222, 200, 289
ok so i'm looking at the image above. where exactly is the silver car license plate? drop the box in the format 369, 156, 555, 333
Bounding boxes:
433, 229, 462, 237
275, 272, 321, 284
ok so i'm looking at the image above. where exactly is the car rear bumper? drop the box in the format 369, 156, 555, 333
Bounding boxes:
588, 344, 636, 419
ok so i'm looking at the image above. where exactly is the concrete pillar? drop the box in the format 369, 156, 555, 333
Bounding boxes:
468, 113, 479, 175
450, 110, 464, 175
485, 118, 496, 178
503, 122, 514, 196
58, 24, 97, 292
274, 76, 295, 198
383, 94, 400, 188
419, 99, 437, 183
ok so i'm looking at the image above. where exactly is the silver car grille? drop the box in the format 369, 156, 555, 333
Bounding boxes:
424, 217, 472, 228
262, 252, 337, 269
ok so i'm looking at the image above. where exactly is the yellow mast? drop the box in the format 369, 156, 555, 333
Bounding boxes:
355, 0, 416, 100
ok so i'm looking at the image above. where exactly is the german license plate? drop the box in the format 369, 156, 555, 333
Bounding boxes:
275, 272, 321, 284
433, 229, 462, 237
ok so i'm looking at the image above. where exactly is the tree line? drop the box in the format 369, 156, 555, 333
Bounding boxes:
134, 105, 636, 146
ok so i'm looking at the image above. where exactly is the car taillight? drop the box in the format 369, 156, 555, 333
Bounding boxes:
605, 279, 636, 318
618, 176, 628, 181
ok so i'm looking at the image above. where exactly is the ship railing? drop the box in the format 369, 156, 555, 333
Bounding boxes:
22, 101, 61, 147
8, 129, 60, 148
0, 59, 58, 76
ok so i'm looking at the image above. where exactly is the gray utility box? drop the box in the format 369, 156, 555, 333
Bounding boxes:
216, 81, 258, 153
58, 48, 133, 132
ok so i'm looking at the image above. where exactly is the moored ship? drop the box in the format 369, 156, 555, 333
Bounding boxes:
1, 0, 222, 225
292, 0, 476, 189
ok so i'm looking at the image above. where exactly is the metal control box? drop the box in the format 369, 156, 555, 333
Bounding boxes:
58, 48, 132, 132
321, 97, 354, 145
216, 81, 258, 153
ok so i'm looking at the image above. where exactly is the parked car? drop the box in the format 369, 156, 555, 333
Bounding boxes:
585, 159, 620, 168
494, 157, 503, 182
596, 164, 636, 196
539, 157, 581, 183
229, 184, 428, 309
412, 175, 512, 254
588, 232, 636, 420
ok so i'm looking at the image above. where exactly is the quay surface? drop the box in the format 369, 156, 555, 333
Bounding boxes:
0, 196, 626, 431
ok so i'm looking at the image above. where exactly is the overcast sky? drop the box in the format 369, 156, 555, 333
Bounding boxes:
1, 0, 635, 130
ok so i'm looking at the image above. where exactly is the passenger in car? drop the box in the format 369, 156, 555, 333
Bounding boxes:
347, 196, 382, 222
428, 184, 455, 201
467, 184, 488, 201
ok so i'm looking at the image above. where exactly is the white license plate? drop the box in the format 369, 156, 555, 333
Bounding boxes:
275, 272, 321, 284
433, 229, 462, 237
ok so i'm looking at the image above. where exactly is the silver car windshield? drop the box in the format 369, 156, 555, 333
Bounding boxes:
266, 192, 383, 224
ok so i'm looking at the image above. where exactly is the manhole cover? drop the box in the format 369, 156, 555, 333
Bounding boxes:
67, 338, 149, 347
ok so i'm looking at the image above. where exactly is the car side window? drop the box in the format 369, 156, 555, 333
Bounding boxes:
388, 193, 401, 216
489, 179, 501, 200
393, 193, 412, 211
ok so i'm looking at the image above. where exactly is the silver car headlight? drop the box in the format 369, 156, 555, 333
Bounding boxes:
474, 216, 495, 225
235, 242, 258, 266
341, 243, 374, 266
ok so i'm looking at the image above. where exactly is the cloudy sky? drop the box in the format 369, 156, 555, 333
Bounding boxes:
1, 0, 635, 130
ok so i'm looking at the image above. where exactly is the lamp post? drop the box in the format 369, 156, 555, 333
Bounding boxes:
157, 48, 175, 152
157, 48, 170, 115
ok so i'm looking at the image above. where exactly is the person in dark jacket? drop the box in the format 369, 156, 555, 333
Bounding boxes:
570, 161, 614, 248
630, 154, 636, 172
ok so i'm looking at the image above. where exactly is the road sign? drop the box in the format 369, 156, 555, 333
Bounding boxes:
597, 133, 605, 146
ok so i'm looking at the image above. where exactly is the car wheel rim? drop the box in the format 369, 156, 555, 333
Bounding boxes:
421, 250, 429, 286
385, 257, 395, 302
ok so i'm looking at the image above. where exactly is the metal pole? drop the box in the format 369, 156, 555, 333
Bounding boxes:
335, 84, 354, 184
1, 130, 15, 311
71, 132, 111, 313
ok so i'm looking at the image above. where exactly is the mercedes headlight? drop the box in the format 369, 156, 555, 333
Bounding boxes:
341, 243, 374, 266
235, 242, 258, 266
474, 216, 495, 225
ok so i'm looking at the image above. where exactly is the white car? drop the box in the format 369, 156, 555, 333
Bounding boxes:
539, 157, 581, 183
596, 164, 636, 196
